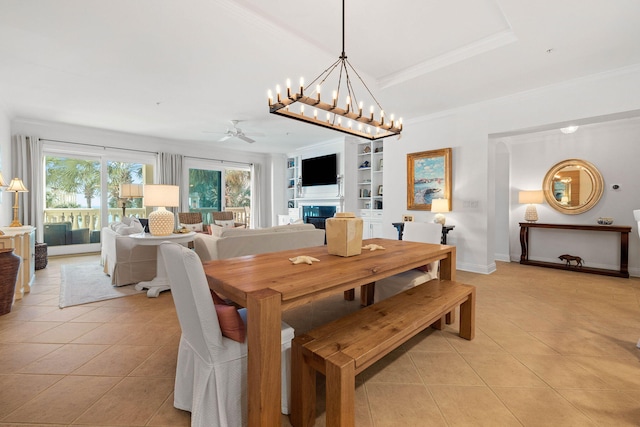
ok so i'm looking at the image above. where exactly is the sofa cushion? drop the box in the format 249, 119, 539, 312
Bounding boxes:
214, 219, 236, 228
111, 217, 144, 235
181, 222, 203, 232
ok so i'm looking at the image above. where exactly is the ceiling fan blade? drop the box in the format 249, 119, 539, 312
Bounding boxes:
217, 135, 232, 142
238, 135, 255, 143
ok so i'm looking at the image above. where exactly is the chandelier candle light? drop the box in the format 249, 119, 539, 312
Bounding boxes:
144, 184, 179, 236
268, 0, 402, 141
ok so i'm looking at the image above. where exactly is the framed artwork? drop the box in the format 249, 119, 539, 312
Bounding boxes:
402, 214, 414, 222
407, 148, 452, 211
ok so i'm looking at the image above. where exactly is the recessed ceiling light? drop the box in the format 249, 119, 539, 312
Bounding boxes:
560, 125, 579, 134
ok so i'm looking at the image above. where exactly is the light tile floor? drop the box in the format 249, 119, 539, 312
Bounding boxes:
1, 255, 639, 426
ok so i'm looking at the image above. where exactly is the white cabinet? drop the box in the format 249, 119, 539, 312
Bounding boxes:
0, 226, 36, 300
360, 210, 383, 239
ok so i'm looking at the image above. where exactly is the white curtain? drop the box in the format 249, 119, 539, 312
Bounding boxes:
12, 135, 44, 241
250, 163, 261, 228
157, 152, 183, 216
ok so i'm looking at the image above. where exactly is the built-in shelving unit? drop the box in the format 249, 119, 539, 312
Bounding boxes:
356, 140, 384, 238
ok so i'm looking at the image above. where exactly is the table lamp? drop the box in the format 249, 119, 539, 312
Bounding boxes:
431, 198, 450, 225
6, 178, 29, 227
144, 184, 179, 236
119, 183, 143, 217
518, 190, 544, 222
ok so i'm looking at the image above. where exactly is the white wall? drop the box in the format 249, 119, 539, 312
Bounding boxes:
382, 64, 640, 275
0, 109, 10, 225
10, 119, 276, 227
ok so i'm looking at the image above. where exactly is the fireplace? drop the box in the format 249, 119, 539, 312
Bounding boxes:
302, 206, 336, 244
302, 205, 337, 226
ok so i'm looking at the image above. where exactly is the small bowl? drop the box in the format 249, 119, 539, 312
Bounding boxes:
597, 217, 614, 225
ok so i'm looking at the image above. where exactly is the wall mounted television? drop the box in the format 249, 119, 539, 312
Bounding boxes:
302, 153, 337, 187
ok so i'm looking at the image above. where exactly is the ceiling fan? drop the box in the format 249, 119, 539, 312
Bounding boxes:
216, 120, 262, 143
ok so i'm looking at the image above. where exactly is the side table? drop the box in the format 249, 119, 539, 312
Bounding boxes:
392, 222, 455, 244
129, 232, 196, 297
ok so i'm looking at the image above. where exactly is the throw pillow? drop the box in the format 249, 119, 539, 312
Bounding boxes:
138, 218, 150, 233
214, 219, 236, 228
209, 289, 245, 342
180, 222, 203, 232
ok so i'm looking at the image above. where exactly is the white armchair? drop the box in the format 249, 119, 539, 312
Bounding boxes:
100, 226, 157, 286
374, 222, 443, 303
158, 242, 295, 426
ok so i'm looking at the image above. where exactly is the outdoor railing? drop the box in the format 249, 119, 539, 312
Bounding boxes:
43, 206, 250, 246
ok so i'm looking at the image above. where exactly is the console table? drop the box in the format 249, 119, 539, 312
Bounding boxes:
392, 222, 455, 244
519, 222, 631, 278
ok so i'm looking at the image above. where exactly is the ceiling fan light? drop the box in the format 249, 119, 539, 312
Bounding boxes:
560, 125, 579, 134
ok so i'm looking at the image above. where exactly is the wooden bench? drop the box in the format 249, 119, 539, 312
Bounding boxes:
290, 279, 475, 427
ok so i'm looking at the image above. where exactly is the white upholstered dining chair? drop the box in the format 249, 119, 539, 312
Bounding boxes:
373, 222, 443, 303
159, 242, 295, 426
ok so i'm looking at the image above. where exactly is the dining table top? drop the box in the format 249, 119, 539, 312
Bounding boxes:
203, 237, 455, 310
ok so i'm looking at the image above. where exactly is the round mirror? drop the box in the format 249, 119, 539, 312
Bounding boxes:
542, 159, 604, 214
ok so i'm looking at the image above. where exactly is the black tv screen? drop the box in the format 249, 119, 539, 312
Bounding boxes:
302, 154, 337, 187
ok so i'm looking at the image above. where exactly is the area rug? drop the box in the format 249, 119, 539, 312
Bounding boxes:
59, 263, 144, 308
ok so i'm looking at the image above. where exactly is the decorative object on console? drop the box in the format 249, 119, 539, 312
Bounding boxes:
268, 0, 402, 141
6, 178, 28, 227
407, 148, 452, 211
119, 183, 143, 217
558, 254, 583, 267
596, 217, 614, 225
431, 198, 450, 225
518, 190, 544, 222
144, 184, 179, 236
326, 212, 363, 257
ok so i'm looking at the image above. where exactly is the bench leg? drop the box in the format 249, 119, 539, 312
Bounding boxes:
343, 289, 355, 301
360, 282, 375, 307
459, 289, 476, 340
326, 353, 356, 427
431, 314, 446, 330
290, 335, 317, 427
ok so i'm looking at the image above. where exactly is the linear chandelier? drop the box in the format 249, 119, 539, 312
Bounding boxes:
268, 0, 402, 141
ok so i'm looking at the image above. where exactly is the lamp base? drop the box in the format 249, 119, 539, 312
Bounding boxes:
433, 213, 446, 225
524, 205, 538, 222
149, 207, 175, 236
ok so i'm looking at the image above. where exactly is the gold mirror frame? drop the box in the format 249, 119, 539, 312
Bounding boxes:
542, 159, 604, 215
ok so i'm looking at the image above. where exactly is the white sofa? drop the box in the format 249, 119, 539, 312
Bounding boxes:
101, 226, 157, 286
193, 223, 326, 261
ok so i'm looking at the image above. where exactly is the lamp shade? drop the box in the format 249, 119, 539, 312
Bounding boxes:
120, 183, 144, 198
7, 178, 28, 193
431, 198, 450, 213
518, 190, 543, 204
144, 185, 179, 207
0, 171, 7, 187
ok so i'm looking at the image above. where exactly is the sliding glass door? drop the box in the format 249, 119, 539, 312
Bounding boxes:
185, 160, 251, 227
43, 143, 155, 255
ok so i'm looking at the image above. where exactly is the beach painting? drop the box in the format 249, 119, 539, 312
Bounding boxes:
406, 148, 452, 210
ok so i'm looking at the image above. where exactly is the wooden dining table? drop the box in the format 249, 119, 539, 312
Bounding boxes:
203, 237, 456, 426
